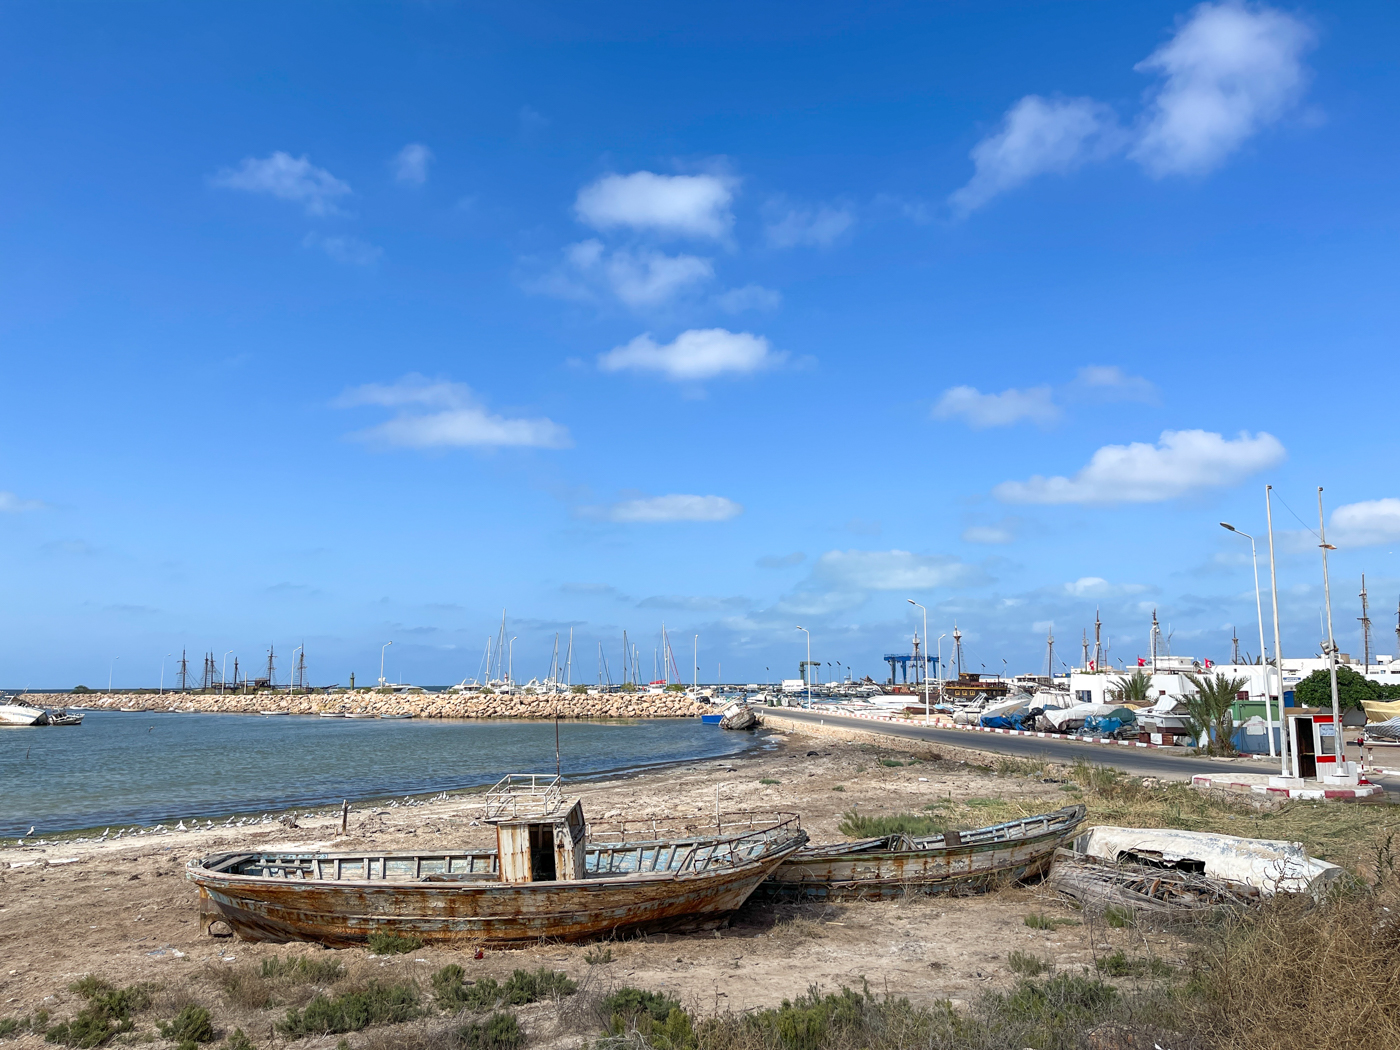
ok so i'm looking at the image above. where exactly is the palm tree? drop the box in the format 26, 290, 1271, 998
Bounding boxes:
1183, 672, 1248, 756
1107, 669, 1153, 707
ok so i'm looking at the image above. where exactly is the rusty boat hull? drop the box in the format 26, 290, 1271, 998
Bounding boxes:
763, 805, 1086, 901
188, 815, 806, 947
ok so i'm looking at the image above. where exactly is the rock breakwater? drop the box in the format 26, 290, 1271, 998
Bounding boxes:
33, 690, 710, 720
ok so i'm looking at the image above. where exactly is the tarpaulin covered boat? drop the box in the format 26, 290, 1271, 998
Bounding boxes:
763, 804, 1086, 901
187, 774, 806, 947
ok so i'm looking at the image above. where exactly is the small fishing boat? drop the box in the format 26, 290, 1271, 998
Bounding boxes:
187, 774, 806, 947
763, 804, 1087, 901
377, 713, 414, 720
47, 709, 84, 726
700, 713, 724, 725
260, 710, 290, 716
318, 712, 346, 718
344, 712, 375, 719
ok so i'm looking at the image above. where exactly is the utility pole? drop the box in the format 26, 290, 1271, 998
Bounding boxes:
1359, 575, 1372, 671
1317, 488, 1346, 769
1045, 625, 1054, 681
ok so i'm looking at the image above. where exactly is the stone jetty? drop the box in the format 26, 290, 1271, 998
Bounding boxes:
29, 689, 710, 720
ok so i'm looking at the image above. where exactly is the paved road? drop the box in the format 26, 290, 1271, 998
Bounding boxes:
765, 707, 1398, 792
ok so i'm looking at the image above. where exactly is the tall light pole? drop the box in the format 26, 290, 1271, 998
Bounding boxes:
379, 641, 393, 688
795, 626, 811, 709
1220, 522, 1275, 757
160, 654, 172, 695
108, 656, 119, 692
908, 599, 930, 725
1316, 488, 1346, 771
221, 651, 234, 695
289, 646, 303, 693
937, 633, 946, 701
693, 635, 698, 694
1265, 485, 1290, 777
508, 637, 517, 685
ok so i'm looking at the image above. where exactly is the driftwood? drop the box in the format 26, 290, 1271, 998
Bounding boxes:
1047, 848, 1259, 920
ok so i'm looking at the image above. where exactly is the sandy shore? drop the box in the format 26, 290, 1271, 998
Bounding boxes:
0, 722, 1187, 1048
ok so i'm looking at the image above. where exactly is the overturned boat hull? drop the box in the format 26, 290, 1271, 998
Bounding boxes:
764, 805, 1086, 901
189, 816, 806, 947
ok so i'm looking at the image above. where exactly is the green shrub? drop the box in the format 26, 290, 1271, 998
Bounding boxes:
979, 973, 1120, 1041
1095, 951, 1173, 978
259, 956, 344, 982
584, 948, 613, 965
366, 932, 423, 955
0, 1018, 24, 1037
45, 979, 154, 1048
223, 1029, 256, 1050
602, 987, 681, 1025
1007, 950, 1054, 976
278, 983, 420, 1038
603, 988, 694, 1050
836, 809, 946, 838
759, 778, 780, 785
1024, 913, 1080, 931
157, 1006, 216, 1050
456, 1012, 524, 1050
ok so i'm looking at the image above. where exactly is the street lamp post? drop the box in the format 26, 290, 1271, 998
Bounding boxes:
693, 635, 698, 694
508, 637, 517, 686
221, 651, 234, 695
937, 633, 946, 702
795, 626, 811, 709
1316, 488, 1347, 772
908, 599, 930, 725
1220, 522, 1275, 757
109, 656, 119, 692
290, 646, 303, 693
1265, 485, 1291, 778
160, 654, 172, 695
379, 641, 393, 688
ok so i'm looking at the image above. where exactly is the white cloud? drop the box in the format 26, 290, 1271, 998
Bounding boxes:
1132, 1, 1314, 176
337, 375, 571, 450
574, 172, 735, 239
543, 240, 714, 308
598, 329, 782, 381
392, 143, 433, 186
211, 152, 352, 216
813, 549, 984, 591
1328, 499, 1400, 548
994, 428, 1285, 504
304, 233, 382, 265
603, 494, 743, 523
1072, 365, 1157, 402
933, 385, 1059, 428
715, 284, 782, 313
962, 524, 1015, 545
0, 491, 44, 513
1064, 576, 1148, 597
765, 203, 855, 247
949, 96, 1118, 214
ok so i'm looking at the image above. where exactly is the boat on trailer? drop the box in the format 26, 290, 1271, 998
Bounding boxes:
186, 774, 806, 947
763, 804, 1087, 901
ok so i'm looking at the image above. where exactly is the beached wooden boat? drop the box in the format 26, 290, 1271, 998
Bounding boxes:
763, 804, 1086, 900
187, 774, 806, 947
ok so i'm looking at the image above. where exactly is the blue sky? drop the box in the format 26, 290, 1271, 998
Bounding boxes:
3, 1, 1399, 689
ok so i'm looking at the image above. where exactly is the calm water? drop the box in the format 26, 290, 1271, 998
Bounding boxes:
0, 711, 761, 837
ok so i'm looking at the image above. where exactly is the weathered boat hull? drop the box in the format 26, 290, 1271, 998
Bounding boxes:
189, 820, 807, 947
764, 805, 1086, 901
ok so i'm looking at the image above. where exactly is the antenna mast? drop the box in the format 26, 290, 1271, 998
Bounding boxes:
1231, 626, 1240, 666
1359, 575, 1372, 671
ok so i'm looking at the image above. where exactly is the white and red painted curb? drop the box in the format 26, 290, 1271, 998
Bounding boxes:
1190, 773, 1385, 801
775, 707, 1278, 758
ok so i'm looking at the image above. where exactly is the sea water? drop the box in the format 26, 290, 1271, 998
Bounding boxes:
0, 711, 760, 837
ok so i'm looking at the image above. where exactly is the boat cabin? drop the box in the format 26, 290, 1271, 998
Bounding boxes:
483, 773, 587, 883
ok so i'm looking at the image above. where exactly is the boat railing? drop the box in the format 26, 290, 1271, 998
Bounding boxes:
482, 773, 565, 820
584, 811, 802, 877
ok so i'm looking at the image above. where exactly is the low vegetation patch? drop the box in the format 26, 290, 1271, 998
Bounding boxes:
1007, 950, 1054, 976
367, 932, 424, 955
258, 956, 345, 983
44, 977, 155, 1048
1023, 913, 1080, 931
278, 982, 420, 1038
584, 948, 614, 965
1095, 951, 1173, 979
431, 967, 575, 1012
759, 778, 780, 785
837, 809, 945, 838
456, 1012, 524, 1050
157, 1005, 216, 1050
